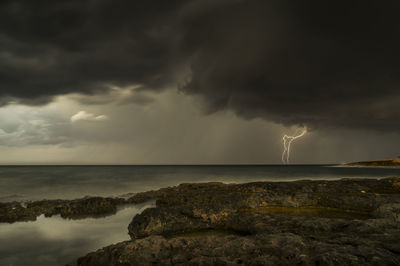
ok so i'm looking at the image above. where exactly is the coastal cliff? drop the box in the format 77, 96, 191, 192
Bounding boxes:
76, 178, 400, 265
345, 157, 400, 167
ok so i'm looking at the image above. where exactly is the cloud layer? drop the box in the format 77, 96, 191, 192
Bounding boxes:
1, 0, 400, 131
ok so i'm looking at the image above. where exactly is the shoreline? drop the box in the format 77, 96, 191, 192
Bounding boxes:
344, 158, 400, 168
2, 176, 400, 223
2, 177, 400, 265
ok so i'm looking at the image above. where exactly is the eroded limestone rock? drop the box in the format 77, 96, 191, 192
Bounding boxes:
77, 178, 400, 265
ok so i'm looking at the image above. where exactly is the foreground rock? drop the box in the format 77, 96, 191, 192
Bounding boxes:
77, 177, 400, 265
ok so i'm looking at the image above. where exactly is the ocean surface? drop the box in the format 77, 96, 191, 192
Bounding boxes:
1, 165, 400, 202
1, 165, 399, 266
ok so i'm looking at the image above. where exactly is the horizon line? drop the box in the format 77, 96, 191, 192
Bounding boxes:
0, 163, 337, 167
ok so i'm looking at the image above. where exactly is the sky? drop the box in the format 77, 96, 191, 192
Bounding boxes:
0, 0, 399, 164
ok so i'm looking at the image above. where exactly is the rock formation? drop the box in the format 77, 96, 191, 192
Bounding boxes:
77, 178, 400, 265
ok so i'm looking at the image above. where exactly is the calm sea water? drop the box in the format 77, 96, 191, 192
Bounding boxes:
0, 165, 399, 202
0, 165, 399, 266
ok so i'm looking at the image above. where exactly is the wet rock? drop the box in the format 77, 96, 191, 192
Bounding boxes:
0, 201, 38, 223
57, 197, 125, 219
374, 203, 400, 222
0, 196, 128, 223
78, 232, 400, 265
125, 187, 174, 204
77, 178, 400, 265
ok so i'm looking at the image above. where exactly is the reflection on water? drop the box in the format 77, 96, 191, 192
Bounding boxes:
0, 201, 155, 266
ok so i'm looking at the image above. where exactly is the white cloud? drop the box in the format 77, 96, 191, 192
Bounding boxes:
70, 111, 109, 123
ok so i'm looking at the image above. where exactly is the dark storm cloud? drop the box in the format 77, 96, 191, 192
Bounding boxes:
1, 0, 400, 131
0, 0, 185, 103
179, 0, 400, 131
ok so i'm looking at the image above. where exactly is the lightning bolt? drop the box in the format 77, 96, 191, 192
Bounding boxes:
282, 128, 307, 164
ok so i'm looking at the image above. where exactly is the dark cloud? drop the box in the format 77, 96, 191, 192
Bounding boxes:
1, 0, 400, 131
0, 0, 185, 103
179, 0, 400, 131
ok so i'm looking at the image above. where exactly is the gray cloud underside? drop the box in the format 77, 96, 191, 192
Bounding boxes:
1, 0, 400, 131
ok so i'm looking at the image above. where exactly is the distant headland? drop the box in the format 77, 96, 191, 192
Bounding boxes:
345, 157, 400, 167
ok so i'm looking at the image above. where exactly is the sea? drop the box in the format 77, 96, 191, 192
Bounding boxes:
0, 165, 399, 266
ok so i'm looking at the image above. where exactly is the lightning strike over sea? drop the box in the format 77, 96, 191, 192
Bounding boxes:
282, 128, 307, 164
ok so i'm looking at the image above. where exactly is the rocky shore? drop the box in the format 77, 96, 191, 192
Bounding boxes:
0, 188, 167, 223
345, 157, 400, 167
74, 177, 400, 265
